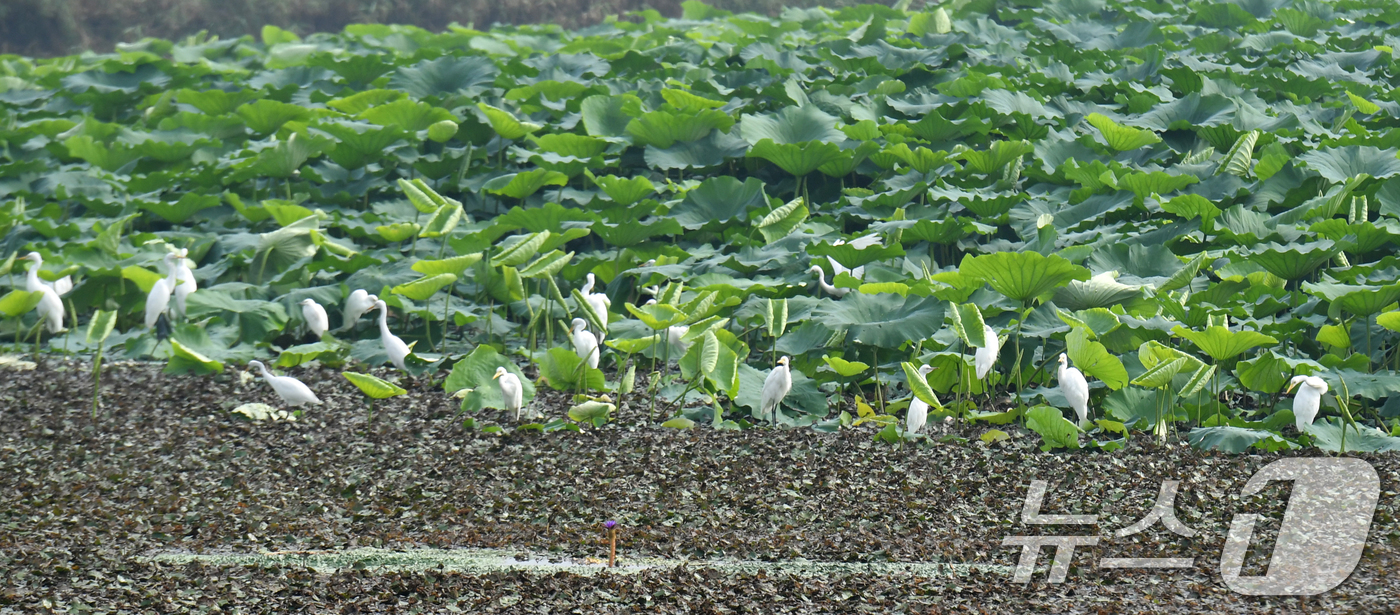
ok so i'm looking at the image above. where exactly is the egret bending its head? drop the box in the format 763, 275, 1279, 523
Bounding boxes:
761, 356, 793, 423
144, 253, 181, 330
1058, 353, 1090, 427
906, 364, 939, 435
338, 289, 378, 332
493, 366, 525, 419
571, 318, 600, 369
974, 325, 1000, 380
247, 360, 322, 407
1286, 375, 1329, 433
808, 265, 849, 298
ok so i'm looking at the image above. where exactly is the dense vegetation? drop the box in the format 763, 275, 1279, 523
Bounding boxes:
4, 0, 1400, 454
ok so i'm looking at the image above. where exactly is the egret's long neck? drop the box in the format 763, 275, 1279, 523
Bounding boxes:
26, 263, 42, 289
165, 259, 179, 285
377, 305, 390, 334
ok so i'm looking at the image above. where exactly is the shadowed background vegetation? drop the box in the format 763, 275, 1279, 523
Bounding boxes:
0, 0, 903, 57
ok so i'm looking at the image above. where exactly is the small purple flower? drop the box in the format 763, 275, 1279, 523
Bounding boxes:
604, 520, 617, 529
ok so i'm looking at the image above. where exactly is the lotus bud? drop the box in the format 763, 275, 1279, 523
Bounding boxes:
427, 120, 459, 143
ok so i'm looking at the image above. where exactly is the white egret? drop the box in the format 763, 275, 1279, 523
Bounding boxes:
170, 248, 196, 319
19, 253, 65, 333
906, 364, 938, 435
974, 325, 1000, 380
493, 366, 525, 419
581, 272, 598, 296
144, 253, 181, 329
300, 298, 329, 339
1286, 375, 1329, 432
760, 356, 793, 423
571, 317, 600, 369
668, 324, 690, 351
580, 273, 610, 332
247, 360, 322, 407
808, 265, 849, 298
368, 299, 411, 371
1058, 353, 1091, 427
338, 289, 378, 332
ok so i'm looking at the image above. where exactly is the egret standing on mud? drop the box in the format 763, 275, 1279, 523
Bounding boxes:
761, 356, 792, 423
247, 360, 322, 407
493, 366, 524, 419
300, 298, 329, 339
19, 253, 66, 333
571, 318, 600, 369
369, 299, 411, 371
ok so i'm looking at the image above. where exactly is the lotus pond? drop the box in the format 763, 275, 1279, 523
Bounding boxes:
3, 0, 1400, 455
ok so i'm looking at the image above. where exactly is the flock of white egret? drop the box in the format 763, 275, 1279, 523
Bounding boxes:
11, 248, 1332, 436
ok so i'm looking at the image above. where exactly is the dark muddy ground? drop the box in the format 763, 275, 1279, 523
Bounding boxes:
2, 358, 1398, 613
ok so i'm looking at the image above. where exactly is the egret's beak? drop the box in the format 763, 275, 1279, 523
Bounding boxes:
492, 372, 502, 380
1286, 382, 1298, 394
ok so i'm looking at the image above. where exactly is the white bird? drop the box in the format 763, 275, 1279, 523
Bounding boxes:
580, 273, 611, 332
338, 289, 378, 332
808, 265, 849, 298
144, 253, 181, 329
493, 366, 525, 419
760, 356, 793, 423
1058, 353, 1091, 427
975, 325, 1000, 380
668, 324, 690, 352
571, 317, 600, 369
906, 364, 938, 435
300, 298, 329, 339
1286, 375, 1329, 433
19, 253, 65, 333
247, 360, 322, 406
172, 248, 196, 319
581, 272, 597, 296
369, 299, 412, 371
22, 252, 72, 297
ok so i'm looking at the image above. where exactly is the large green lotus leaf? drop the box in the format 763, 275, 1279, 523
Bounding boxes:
390, 56, 499, 99
1132, 93, 1235, 131
591, 174, 655, 207
818, 141, 881, 177
495, 202, 594, 233
313, 120, 406, 169
483, 169, 568, 200
626, 109, 734, 149
1086, 113, 1161, 151
167, 338, 224, 375
443, 345, 537, 413
327, 89, 405, 115
667, 176, 767, 230
814, 293, 945, 348
579, 94, 644, 138
735, 363, 827, 417
477, 103, 542, 140
413, 253, 483, 277
747, 139, 844, 177
1187, 426, 1285, 453
1053, 272, 1142, 311
958, 252, 1091, 303
139, 192, 219, 224
252, 216, 319, 284
960, 140, 1031, 175
532, 133, 608, 159
175, 88, 259, 115
0, 290, 44, 317
806, 240, 904, 269
1244, 241, 1339, 281
1298, 146, 1400, 183
1025, 405, 1080, 450
593, 218, 684, 247
393, 273, 456, 301
1307, 418, 1400, 453
308, 52, 394, 84
1103, 386, 1164, 427
1118, 171, 1198, 200
739, 105, 845, 145
186, 289, 291, 344
1056, 307, 1121, 338
884, 143, 955, 174
536, 347, 607, 391
1160, 194, 1222, 228
419, 203, 463, 238
1302, 281, 1400, 317
1172, 325, 1278, 362
644, 130, 749, 170
1235, 351, 1322, 393
1321, 370, 1400, 401
1085, 243, 1184, 282
1066, 326, 1128, 389
360, 98, 455, 132
63, 135, 141, 171
243, 133, 317, 178
753, 197, 808, 244
344, 372, 407, 399
490, 232, 549, 267
624, 302, 688, 330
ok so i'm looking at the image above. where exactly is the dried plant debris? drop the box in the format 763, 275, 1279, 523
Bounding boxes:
2, 361, 1399, 612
